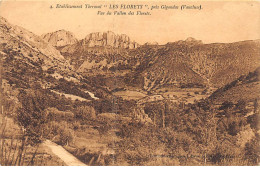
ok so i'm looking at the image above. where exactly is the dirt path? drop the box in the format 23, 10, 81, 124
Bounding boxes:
42, 140, 87, 166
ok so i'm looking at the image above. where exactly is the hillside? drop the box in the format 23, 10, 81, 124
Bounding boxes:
55, 33, 260, 91
110, 39, 260, 91
0, 16, 113, 103
0, 17, 70, 68
209, 67, 260, 104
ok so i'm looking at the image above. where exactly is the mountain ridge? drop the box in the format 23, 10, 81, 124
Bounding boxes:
1, 16, 259, 93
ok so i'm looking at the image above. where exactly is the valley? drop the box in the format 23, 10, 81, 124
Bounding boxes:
0, 16, 259, 166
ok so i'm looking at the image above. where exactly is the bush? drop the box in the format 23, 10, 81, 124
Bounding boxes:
46, 121, 74, 146
72, 121, 81, 130
74, 106, 96, 121
16, 90, 49, 144
45, 107, 74, 122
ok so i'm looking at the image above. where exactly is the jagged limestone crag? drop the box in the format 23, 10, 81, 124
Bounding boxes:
41, 30, 78, 47
81, 31, 139, 49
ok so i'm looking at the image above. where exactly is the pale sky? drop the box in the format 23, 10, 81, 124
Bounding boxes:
0, 0, 259, 44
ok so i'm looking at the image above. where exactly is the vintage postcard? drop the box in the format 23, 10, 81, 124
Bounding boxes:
0, 0, 259, 166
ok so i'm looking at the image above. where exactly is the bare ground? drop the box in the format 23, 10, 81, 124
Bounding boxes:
42, 140, 87, 166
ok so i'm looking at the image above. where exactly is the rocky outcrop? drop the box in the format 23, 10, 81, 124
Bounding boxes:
41, 30, 78, 47
81, 31, 139, 49
184, 37, 203, 44
144, 42, 159, 46
0, 16, 75, 79
167, 37, 203, 46
0, 16, 66, 63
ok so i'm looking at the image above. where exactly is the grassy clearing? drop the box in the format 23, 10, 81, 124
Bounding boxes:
113, 90, 147, 100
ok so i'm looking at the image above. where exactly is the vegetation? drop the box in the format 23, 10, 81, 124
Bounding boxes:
113, 98, 259, 165
2, 67, 259, 166
0, 120, 38, 166
1, 16, 259, 166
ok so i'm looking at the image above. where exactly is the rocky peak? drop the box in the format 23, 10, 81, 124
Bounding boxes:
41, 30, 78, 47
184, 37, 203, 44
82, 31, 139, 49
167, 37, 203, 46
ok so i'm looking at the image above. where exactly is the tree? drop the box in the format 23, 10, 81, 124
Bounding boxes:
17, 90, 49, 143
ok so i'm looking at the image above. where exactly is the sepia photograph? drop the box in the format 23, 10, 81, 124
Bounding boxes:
0, 0, 259, 166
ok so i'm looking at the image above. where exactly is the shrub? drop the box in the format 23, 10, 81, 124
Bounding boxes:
46, 121, 74, 146
72, 121, 81, 130
74, 106, 96, 121
45, 107, 74, 122
16, 90, 49, 144
244, 136, 259, 165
